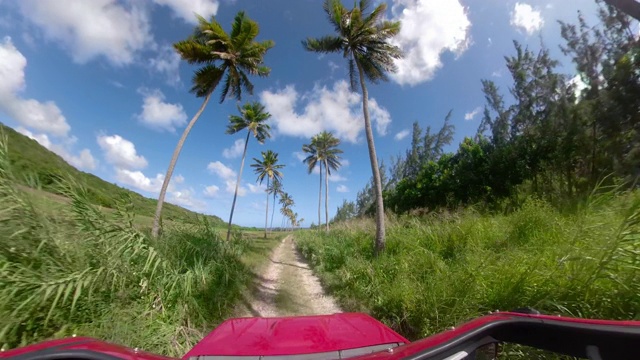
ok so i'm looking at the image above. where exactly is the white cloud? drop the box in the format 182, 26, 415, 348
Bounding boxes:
336, 184, 349, 193
167, 188, 207, 211
223, 139, 245, 159
207, 161, 236, 180
149, 45, 181, 85
152, 0, 219, 24
390, 0, 472, 86
260, 80, 391, 143
17, 0, 153, 66
17, 127, 96, 170
464, 107, 482, 121
115, 169, 164, 193
510, 3, 544, 35
394, 129, 410, 141
136, 89, 187, 132
203, 185, 220, 198
0, 37, 71, 136
568, 74, 589, 101
246, 183, 266, 194
97, 134, 148, 170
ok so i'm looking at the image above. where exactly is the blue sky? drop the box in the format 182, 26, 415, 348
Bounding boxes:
0, 0, 604, 227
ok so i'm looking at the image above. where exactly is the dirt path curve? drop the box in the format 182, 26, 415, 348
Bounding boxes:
239, 235, 341, 317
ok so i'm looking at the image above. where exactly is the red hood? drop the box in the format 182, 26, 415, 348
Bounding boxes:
182, 313, 408, 358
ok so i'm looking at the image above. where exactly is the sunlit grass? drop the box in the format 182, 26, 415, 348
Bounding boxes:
0, 134, 252, 357
297, 193, 640, 341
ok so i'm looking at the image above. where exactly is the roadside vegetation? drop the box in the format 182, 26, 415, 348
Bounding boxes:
0, 135, 255, 356
298, 191, 640, 340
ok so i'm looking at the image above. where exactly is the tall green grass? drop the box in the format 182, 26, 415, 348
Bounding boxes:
297, 194, 640, 340
0, 135, 250, 357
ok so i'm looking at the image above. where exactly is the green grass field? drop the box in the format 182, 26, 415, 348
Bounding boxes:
297, 192, 640, 342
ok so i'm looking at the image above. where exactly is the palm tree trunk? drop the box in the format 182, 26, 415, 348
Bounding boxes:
325, 159, 329, 232
270, 192, 276, 232
152, 92, 212, 238
264, 177, 269, 239
356, 60, 386, 255
226, 131, 250, 241
318, 161, 322, 230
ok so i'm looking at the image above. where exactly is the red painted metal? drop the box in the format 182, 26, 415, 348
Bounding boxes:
2, 312, 640, 359
0, 337, 175, 360
182, 313, 409, 358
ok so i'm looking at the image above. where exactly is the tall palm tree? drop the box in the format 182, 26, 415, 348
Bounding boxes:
267, 179, 282, 232
251, 150, 284, 238
302, 0, 403, 253
225, 101, 271, 241
151, 12, 274, 238
318, 132, 342, 232
302, 140, 322, 229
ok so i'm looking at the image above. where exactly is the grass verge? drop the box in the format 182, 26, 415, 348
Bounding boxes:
297, 193, 640, 341
0, 135, 251, 357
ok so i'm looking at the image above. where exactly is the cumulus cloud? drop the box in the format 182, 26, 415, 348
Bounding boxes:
152, 0, 219, 24
0, 37, 71, 136
17, 127, 96, 170
510, 3, 544, 35
203, 185, 220, 198
336, 184, 349, 193
394, 129, 410, 141
246, 183, 266, 194
464, 107, 482, 121
97, 134, 148, 170
207, 161, 236, 180
17, 0, 153, 66
149, 45, 181, 85
115, 169, 164, 193
311, 167, 347, 182
260, 80, 391, 143
167, 188, 207, 211
223, 139, 245, 159
390, 0, 471, 86
207, 161, 247, 196
135, 89, 187, 132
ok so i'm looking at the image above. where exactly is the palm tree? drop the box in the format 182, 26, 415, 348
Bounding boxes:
303, 132, 343, 232
251, 150, 284, 238
151, 12, 274, 238
267, 180, 282, 232
302, 140, 322, 229
225, 101, 271, 241
302, 0, 403, 254
279, 192, 294, 229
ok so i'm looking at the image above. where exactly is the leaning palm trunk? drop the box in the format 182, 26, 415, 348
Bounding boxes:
325, 159, 329, 232
356, 60, 385, 254
264, 177, 269, 239
226, 131, 250, 241
270, 192, 276, 232
152, 92, 212, 238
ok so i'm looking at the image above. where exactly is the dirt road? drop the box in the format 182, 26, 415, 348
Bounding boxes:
238, 235, 341, 317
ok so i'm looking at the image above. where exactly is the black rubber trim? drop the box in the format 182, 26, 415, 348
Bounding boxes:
6, 349, 125, 360
402, 317, 640, 360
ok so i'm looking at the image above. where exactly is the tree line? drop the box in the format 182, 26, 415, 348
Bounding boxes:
336, 1, 639, 221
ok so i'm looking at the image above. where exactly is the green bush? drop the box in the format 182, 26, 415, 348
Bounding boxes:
297, 194, 640, 341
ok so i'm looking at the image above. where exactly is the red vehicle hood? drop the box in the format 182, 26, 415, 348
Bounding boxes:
182, 313, 408, 358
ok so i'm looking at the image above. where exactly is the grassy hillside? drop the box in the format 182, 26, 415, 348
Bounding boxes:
1, 123, 223, 227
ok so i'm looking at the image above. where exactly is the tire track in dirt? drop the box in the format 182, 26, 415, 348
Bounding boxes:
239, 235, 341, 317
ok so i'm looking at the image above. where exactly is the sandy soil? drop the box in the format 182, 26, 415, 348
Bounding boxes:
238, 235, 341, 317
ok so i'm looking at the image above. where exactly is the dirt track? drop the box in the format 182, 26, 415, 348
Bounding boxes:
238, 235, 341, 317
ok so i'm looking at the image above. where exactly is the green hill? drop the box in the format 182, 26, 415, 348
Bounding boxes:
1, 123, 224, 227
